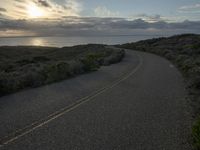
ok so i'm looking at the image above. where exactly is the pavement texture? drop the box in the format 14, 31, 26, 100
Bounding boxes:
0, 49, 191, 150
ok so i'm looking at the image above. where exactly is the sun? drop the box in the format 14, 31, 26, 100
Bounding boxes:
27, 3, 44, 18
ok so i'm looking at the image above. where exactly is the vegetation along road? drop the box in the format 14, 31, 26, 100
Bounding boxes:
0, 48, 191, 149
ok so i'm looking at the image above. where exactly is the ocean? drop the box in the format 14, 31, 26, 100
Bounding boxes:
0, 35, 165, 47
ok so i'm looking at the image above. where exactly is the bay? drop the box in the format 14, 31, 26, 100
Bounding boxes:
0, 35, 164, 47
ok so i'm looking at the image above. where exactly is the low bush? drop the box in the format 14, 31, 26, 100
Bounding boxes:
193, 118, 200, 149
0, 44, 125, 96
42, 62, 71, 83
80, 53, 101, 71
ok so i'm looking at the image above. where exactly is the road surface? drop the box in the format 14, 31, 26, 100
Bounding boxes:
0, 48, 191, 149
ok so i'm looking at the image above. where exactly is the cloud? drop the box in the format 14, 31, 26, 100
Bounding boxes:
178, 3, 200, 13
132, 14, 165, 22
94, 6, 120, 17
35, 0, 51, 8
63, 0, 82, 16
0, 7, 7, 12
14, 0, 26, 2
0, 17, 200, 37
1, 0, 82, 19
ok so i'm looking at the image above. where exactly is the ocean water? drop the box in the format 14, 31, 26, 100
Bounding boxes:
0, 35, 164, 47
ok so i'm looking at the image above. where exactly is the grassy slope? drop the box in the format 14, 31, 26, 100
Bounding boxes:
0, 44, 125, 96
118, 34, 200, 149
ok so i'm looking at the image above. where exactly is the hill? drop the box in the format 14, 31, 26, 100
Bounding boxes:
0, 44, 125, 96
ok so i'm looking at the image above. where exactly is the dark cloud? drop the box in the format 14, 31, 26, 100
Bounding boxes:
35, 0, 51, 7
171, 20, 200, 29
14, 4, 26, 9
135, 14, 164, 22
0, 7, 7, 12
14, 0, 26, 3
63, 6, 72, 10
0, 17, 200, 36
110, 19, 149, 29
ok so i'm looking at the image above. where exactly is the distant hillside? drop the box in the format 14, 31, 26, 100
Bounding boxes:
120, 34, 200, 59
119, 34, 200, 149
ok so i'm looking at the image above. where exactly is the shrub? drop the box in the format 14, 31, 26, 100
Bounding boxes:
32, 56, 50, 62
68, 61, 84, 75
193, 118, 200, 150
0, 45, 125, 96
103, 50, 125, 65
80, 53, 101, 71
42, 62, 71, 83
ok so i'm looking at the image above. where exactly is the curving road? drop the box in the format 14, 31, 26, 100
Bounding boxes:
0, 48, 191, 150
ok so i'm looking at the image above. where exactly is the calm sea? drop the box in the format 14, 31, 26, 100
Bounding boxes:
0, 35, 165, 47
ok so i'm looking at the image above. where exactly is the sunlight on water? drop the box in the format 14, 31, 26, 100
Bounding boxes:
0, 35, 165, 47
31, 38, 46, 46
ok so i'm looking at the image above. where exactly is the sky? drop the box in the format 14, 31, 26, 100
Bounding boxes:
0, 0, 200, 37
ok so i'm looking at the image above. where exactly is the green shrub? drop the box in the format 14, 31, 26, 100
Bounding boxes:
32, 56, 50, 62
42, 62, 71, 83
0, 72, 23, 95
21, 71, 46, 88
68, 61, 84, 75
0, 44, 125, 96
103, 52, 124, 65
193, 118, 200, 150
80, 53, 101, 71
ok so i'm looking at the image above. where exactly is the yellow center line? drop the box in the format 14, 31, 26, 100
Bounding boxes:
0, 49, 143, 147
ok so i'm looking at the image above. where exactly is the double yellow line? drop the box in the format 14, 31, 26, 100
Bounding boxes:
0, 49, 143, 147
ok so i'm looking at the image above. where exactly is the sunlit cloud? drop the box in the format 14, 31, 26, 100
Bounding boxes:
0, 0, 82, 19
178, 3, 200, 13
27, 2, 46, 18
0, 0, 200, 37
94, 6, 120, 17
129, 14, 167, 22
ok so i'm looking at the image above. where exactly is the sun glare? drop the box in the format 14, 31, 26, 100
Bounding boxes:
27, 4, 44, 18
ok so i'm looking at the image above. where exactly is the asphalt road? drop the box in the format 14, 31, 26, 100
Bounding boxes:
0, 48, 191, 150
